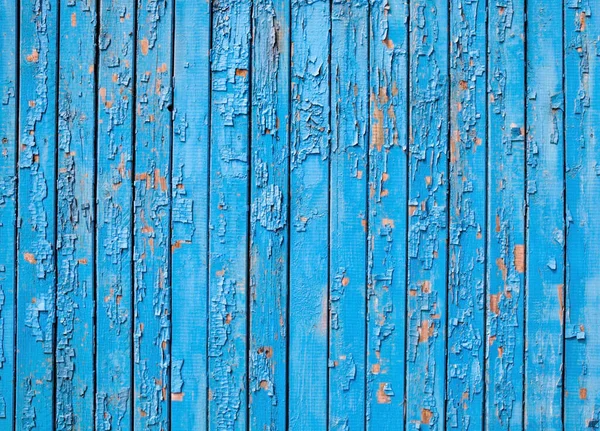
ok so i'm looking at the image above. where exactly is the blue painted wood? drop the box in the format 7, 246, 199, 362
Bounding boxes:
6, 3, 600, 430
133, 1, 173, 429
525, 1, 565, 428
95, 0, 135, 429
366, 0, 409, 428
170, 0, 210, 429
56, 1, 96, 429
0, 0, 17, 426
565, 1, 600, 428
288, 0, 331, 428
447, 0, 486, 429
248, 0, 290, 428
208, 0, 251, 428
486, 1, 526, 429
329, 0, 368, 429
16, 0, 58, 429
406, 1, 449, 429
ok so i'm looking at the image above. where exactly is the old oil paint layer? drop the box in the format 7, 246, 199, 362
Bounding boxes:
133, 1, 174, 429
96, 0, 135, 430
249, 0, 290, 428
525, 0, 565, 427
565, 0, 600, 428
0, 0, 16, 427
16, 0, 58, 429
486, 0, 526, 429
289, 0, 331, 429
447, 0, 486, 429
170, 0, 211, 429
208, 0, 251, 429
406, 1, 449, 429
57, 0, 97, 429
367, 0, 408, 428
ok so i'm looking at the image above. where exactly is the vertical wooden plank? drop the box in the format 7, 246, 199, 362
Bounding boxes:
366, 0, 409, 427
56, 1, 96, 429
446, 0, 486, 428
329, 0, 368, 429
16, 0, 58, 428
486, 0, 526, 429
565, 1, 600, 428
405, 1, 448, 429
248, 0, 289, 428
170, 0, 210, 429
208, 0, 251, 428
288, 0, 330, 429
0, 0, 17, 427
95, 0, 135, 429
133, 1, 173, 429
525, 0, 565, 427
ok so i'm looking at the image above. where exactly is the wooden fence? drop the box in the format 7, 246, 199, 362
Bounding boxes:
0, 0, 597, 429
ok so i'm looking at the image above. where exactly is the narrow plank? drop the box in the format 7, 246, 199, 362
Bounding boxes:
366, 0, 409, 427
133, 1, 174, 429
446, 0, 486, 428
207, 0, 251, 428
56, 1, 97, 429
329, 0, 368, 428
16, 0, 59, 428
565, 1, 600, 428
288, 0, 331, 428
170, 0, 210, 429
248, 0, 290, 428
405, 1, 449, 429
95, 0, 135, 429
524, 0, 565, 427
486, 0, 526, 429
0, 0, 17, 426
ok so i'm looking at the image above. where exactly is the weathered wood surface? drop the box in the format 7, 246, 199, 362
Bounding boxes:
2, 1, 599, 430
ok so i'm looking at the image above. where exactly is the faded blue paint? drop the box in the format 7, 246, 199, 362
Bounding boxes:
95, 1, 135, 430
366, 0, 409, 428
525, 0, 565, 428
133, 0, 173, 429
170, 0, 210, 429
0, 0, 17, 427
329, 0, 368, 429
565, 0, 600, 428
486, 0, 526, 429
447, 0, 486, 429
56, 1, 96, 429
406, 1, 449, 429
288, 0, 331, 430
16, 0, 58, 429
208, 0, 251, 429
248, 0, 290, 428
4, 2, 600, 430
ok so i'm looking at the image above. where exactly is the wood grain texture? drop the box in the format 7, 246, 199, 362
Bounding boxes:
486, 0, 526, 429
248, 0, 290, 428
170, 0, 211, 429
406, 1, 449, 429
366, 0, 409, 428
132, 1, 174, 429
525, 0, 565, 427
0, 0, 17, 427
95, 1, 135, 430
565, 0, 600, 428
16, 0, 59, 428
56, 1, 97, 429
447, 0, 486, 429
